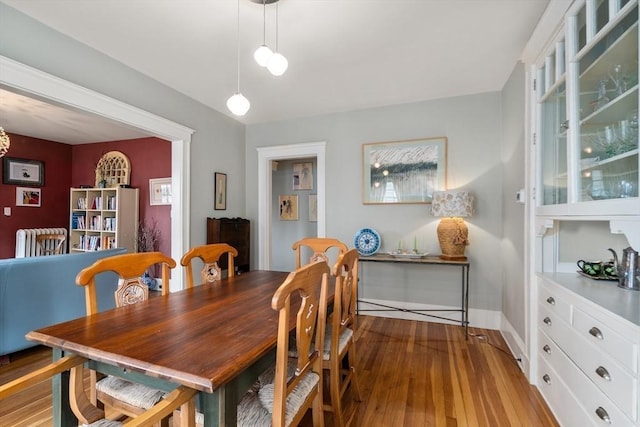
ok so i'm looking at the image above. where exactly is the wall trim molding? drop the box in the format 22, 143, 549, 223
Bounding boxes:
500, 313, 529, 378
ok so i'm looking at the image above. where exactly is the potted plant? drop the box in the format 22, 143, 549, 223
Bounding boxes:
137, 218, 161, 290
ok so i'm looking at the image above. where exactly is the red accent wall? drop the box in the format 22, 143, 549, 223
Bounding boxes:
0, 134, 72, 259
71, 138, 171, 256
0, 134, 171, 259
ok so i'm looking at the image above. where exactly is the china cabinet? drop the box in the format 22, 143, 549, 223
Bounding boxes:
206, 217, 250, 274
530, 2, 640, 425
536, 0, 639, 217
69, 187, 139, 253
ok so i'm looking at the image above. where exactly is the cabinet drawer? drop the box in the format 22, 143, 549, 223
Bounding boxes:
537, 354, 598, 427
573, 307, 638, 375
539, 304, 573, 347
538, 327, 635, 427
544, 326, 638, 421
539, 282, 571, 324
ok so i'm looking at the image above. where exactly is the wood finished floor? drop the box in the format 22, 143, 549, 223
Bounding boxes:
0, 316, 558, 427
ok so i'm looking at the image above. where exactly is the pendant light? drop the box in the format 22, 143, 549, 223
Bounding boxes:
254, 0, 273, 67
227, 0, 250, 116
267, 2, 288, 76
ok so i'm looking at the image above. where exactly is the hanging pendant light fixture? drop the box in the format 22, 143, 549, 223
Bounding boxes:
254, 0, 273, 67
267, 2, 288, 76
227, 0, 250, 116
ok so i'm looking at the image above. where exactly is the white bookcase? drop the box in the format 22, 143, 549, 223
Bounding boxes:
69, 187, 139, 253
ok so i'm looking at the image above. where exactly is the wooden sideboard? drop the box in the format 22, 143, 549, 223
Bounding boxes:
206, 217, 250, 274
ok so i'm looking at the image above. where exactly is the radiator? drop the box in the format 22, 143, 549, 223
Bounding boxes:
15, 228, 68, 258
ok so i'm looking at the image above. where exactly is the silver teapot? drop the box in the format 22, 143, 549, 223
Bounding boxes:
608, 247, 640, 291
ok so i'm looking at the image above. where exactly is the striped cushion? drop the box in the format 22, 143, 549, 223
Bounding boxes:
81, 420, 123, 427
237, 371, 319, 427
323, 326, 353, 360
96, 375, 166, 410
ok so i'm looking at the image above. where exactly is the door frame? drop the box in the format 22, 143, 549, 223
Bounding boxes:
0, 55, 194, 290
257, 142, 326, 269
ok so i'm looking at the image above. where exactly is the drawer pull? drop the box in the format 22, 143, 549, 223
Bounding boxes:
596, 366, 611, 381
546, 296, 555, 305
543, 317, 552, 326
589, 327, 603, 340
542, 345, 551, 354
542, 374, 551, 385
595, 407, 611, 424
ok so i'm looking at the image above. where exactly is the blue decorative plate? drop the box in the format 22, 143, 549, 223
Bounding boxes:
354, 228, 381, 256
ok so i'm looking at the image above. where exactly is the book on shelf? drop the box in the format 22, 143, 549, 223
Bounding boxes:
71, 213, 86, 230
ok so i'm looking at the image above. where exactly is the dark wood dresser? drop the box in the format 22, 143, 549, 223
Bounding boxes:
206, 217, 250, 274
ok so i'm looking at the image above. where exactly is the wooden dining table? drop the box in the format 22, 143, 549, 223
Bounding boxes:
26, 269, 319, 427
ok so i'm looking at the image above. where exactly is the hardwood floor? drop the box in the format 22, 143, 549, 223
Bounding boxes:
0, 316, 558, 427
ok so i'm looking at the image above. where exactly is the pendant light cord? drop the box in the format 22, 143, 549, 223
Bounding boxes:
235, 0, 241, 93
262, 0, 267, 44
275, 3, 279, 51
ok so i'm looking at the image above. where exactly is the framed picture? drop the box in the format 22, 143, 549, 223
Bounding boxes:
279, 195, 298, 220
309, 194, 317, 222
3, 157, 45, 186
293, 162, 313, 190
214, 172, 227, 210
16, 187, 41, 207
362, 137, 447, 204
149, 177, 172, 205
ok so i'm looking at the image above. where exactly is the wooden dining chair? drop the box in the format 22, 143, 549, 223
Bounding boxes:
0, 353, 196, 427
292, 237, 348, 269
36, 233, 66, 255
75, 251, 177, 424
180, 243, 238, 288
236, 261, 329, 427
324, 248, 363, 427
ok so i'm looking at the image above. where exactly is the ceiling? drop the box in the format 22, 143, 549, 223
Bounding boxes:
0, 0, 550, 144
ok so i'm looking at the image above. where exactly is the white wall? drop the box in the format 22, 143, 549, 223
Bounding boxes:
500, 62, 527, 338
246, 92, 505, 317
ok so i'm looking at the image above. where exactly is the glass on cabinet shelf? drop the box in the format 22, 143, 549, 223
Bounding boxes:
576, 8, 638, 204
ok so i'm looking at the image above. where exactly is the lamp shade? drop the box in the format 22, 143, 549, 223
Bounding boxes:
430, 190, 474, 218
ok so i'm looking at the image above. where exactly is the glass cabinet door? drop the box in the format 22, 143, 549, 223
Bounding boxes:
540, 81, 568, 205
574, 2, 638, 202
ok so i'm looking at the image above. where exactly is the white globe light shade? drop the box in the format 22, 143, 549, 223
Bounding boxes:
267, 52, 288, 76
227, 93, 250, 116
254, 45, 273, 67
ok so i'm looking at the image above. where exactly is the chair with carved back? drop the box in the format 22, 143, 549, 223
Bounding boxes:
75, 251, 177, 425
292, 237, 348, 269
324, 248, 362, 426
36, 233, 66, 255
235, 261, 329, 427
180, 243, 238, 288
0, 354, 197, 427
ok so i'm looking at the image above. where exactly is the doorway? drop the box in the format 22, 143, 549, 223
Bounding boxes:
0, 56, 194, 290
257, 142, 326, 269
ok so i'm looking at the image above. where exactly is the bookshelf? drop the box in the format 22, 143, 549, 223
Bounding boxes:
69, 187, 139, 253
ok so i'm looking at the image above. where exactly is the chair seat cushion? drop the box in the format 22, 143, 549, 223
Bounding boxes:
81, 420, 123, 427
323, 326, 353, 360
237, 371, 319, 427
96, 375, 166, 410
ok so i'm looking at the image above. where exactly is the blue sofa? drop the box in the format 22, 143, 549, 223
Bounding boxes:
0, 248, 127, 356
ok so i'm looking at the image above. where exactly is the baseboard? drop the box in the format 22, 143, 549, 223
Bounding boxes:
499, 313, 529, 376
357, 298, 501, 330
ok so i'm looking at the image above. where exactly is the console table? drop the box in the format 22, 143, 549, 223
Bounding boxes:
358, 254, 470, 337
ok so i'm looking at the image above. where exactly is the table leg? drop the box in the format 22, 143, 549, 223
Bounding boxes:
52, 348, 76, 427
463, 264, 470, 339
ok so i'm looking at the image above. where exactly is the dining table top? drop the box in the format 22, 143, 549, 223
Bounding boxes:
26, 269, 301, 394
